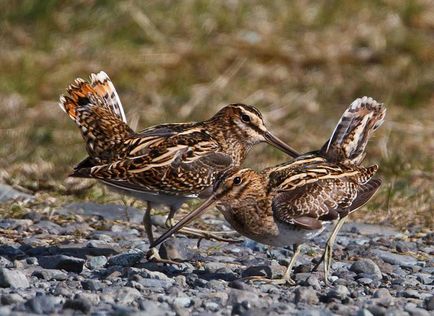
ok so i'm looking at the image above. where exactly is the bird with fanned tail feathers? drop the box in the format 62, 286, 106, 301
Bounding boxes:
152, 96, 386, 283
58, 71, 300, 262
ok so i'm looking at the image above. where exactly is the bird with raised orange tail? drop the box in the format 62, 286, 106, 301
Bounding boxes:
152, 97, 386, 283
58, 71, 300, 262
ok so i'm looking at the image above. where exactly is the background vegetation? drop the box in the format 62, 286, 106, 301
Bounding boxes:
1, 0, 432, 229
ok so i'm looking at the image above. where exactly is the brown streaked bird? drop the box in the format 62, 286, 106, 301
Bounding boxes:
58, 71, 300, 262
152, 97, 386, 283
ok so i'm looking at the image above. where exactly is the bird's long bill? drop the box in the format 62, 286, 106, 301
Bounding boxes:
150, 195, 217, 248
265, 132, 300, 158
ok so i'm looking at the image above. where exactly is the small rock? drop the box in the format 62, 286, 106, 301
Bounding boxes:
350, 259, 382, 279
367, 305, 387, 316
114, 287, 142, 305
204, 261, 230, 273
81, 279, 103, 291
34, 220, 64, 234
86, 256, 108, 270
241, 265, 274, 278
327, 285, 350, 301
173, 297, 192, 308
134, 276, 174, 290
38, 255, 85, 273
1, 293, 24, 305
0, 306, 11, 316
159, 238, 188, 261
174, 275, 187, 287
75, 293, 100, 305
232, 300, 251, 315
204, 301, 219, 312
107, 250, 143, 267
357, 309, 374, 316
63, 298, 91, 313
424, 296, 434, 311
294, 287, 319, 305
404, 303, 430, 316
0, 268, 29, 288
141, 269, 170, 280
228, 288, 260, 307
0, 183, 33, 202
401, 289, 420, 299
372, 249, 417, 268
357, 277, 373, 285
300, 275, 321, 290
415, 273, 432, 285
373, 288, 393, 306
25, 295, 61, 314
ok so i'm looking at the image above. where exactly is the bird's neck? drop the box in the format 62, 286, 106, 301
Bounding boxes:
204, 120, 251, 165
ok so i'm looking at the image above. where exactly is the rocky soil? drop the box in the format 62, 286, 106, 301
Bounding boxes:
0, 184, 433, 316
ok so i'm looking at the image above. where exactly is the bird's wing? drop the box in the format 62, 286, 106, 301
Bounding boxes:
269, 162, 379, 230
71, 129, 233, 195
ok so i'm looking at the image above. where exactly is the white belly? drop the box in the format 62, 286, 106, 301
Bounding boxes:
261, 222, 326, 247
100, 180, 194, 209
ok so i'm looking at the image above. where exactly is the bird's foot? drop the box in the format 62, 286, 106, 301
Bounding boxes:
177, 226, 243, 244
146, 247, 182, 265
242, 275, 296, 286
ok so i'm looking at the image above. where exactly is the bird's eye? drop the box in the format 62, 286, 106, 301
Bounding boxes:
241, 114, 251, 123
233, 177, 242, 185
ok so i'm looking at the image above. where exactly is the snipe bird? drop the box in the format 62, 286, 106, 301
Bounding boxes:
152, 97, 386, 283
59, 71, 300, 261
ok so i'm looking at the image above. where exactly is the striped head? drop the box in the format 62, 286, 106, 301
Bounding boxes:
213, 168, 267, 203
210, 104, 298, 157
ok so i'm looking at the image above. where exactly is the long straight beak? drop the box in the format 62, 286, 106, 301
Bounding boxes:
150, 195, 217, 248
265, 131, 300, 158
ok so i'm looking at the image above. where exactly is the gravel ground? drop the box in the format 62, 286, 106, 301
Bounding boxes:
0, 184, 433, 316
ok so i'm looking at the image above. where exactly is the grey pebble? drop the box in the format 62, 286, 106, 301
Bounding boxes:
38, 255, 85, 273
327, 285, 350, 301
404, 303, 430, 316
81, 279, 103, 291
173, 296, 192, 308
425, 296, 434, 311
373, 288, 394, 306
63, 297, 91, 313
0, 183, 33, 202
0, 268, 29, 288
294, 287, 319, 305
401, 289, 420, 299
107, 250, 144, 267
372, 249, 418, 268
25, 294, 62, 314
357, 309, 374, 316
86, 256, 108, 270
1, 293, 24, 305
350, 259, 382, 279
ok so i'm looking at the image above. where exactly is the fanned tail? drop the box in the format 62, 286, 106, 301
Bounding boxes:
59, 71, 133, 161
320, 96, 386, 165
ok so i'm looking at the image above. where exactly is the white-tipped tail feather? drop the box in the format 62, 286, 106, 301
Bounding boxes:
321, 96, 386, 165
58, 71, 133, 160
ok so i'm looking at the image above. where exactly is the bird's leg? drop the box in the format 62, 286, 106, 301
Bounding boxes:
121, 196, 132, 222
165, 206, 177, 229
143, 202, 154, 244
312, 217, 347, 284
145, 204, 182, 265
244, 244, 301, 286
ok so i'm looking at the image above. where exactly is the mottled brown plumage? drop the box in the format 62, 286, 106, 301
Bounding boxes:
58, 71, 299, 259
152, 97, 386, 284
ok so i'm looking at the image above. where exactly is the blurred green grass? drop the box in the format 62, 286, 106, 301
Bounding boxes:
0, 0, 433, 229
